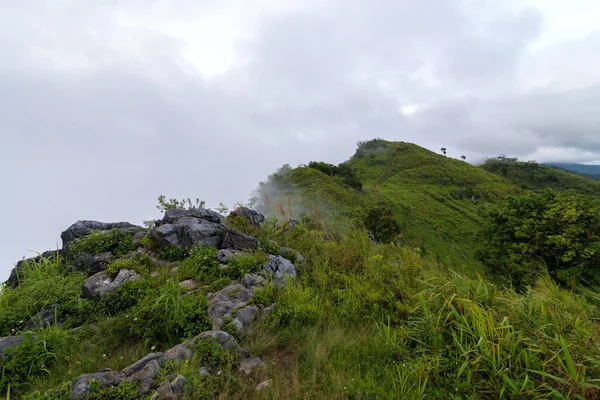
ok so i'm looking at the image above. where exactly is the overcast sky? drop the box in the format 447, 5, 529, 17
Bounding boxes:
2, 0, 600, 281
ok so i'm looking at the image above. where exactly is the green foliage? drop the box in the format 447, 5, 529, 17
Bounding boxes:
482, 156, 600, 197
88, 381, 139, 400
156, 195, 205, 212
307, 161, 363, 191
1, 329, 69, 397
194, 337, 239, 369
68, 230, 136, 258
0, 257, 84, 336
226, 252, 268, 280
105, 253, 154, 277
477, 189, 600, 289
176, 246, 221, 282
128, 279, 211, 345
155, 244, 187, 262
364, 200, 400, 243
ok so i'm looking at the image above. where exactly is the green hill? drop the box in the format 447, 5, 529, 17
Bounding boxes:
4, 140, 600, 399
257, 140, 519, 270
482, 156, 600, 197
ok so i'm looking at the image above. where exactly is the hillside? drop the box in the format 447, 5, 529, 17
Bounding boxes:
545, 162, 600, 176
3, 141, 600, 399
257, 140, 520, 270
482, 156, 600, 197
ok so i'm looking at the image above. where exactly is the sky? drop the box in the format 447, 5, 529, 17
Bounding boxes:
2, 0, 600, 281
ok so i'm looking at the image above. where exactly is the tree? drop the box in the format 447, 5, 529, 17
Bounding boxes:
461, 155, 466, 161
440, 147, 447, 156
476, 189, 600, 290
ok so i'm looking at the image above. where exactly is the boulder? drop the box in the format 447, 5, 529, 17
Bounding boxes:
149, 208, 259, 252
82, 269, 142, 299
0, 335, 23, 360
262, 255, 297, 288
24, 304, 62, 330
207, 284, 254, 329
232, 305, 260, 335
73, 252, 116, 276
228, 207, 265, 226
71, 370, 124, 399
199, 331, 263, 374
61, 220, 143, 247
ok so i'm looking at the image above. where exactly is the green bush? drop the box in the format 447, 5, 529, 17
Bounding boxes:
105, 253, 154, 276
0, 329, 69, 396
88, 381, 139, 400
364, 201, 400, 243
129, 280, 211, 345
225, 252, 268, 280
308, 161, 363, 191
477, 188, 600, 289
68, 230, 136, 258
155, 244, 188, 261
177, 246, 221, 282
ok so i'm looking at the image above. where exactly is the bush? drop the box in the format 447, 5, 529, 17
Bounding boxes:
477, 189, 600, 290
364, 201, 400, 243
68, 230, 136, 258
225, 252, 268, 280
308, 161, 363, 191
0, 328, 69, 396
105, 253, 155, 277
177, 246, 221, 282
129, 280, 211, 345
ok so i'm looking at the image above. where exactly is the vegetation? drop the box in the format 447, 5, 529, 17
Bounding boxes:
482, 156, 600, 197
4, 140, 600, 398
477, 188, 600, 290
307, 161, 363, 191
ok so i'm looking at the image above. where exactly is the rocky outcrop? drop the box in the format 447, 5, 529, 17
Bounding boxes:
24, 304, 62, 330
73, 252, 116, 276
61, 220, 144, 247
262, 255, 297, 288
71, 331, 260, 398
228, 207, 266, 226
150, 208, 259, 252
81, 269, 142, 299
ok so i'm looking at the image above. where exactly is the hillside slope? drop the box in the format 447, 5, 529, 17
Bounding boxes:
482, 156, 600, 196
257, 140, 520, 270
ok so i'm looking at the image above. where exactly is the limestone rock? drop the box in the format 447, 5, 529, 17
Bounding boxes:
81, 269, 142, 299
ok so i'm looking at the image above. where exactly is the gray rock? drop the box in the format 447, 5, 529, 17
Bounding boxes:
198, 331, 263, 374
233, 305, 260, 335
123, 359, 161, 395
74, 252, 115, 276
207, 284, 254, 329
61, 220, 143, 247
228, 207, 265, 226
159, 208, 222, 225
240, 355, 264, 375
24, 304, 62, 330
71, 370, 124, 398
151, 381, 175, 400
220, 227, 260, 251
170, 374, 186, 393
121, 352, 164, 376
179, 279, 199, 291
279, 247, 305, 264
198, 367, 210, 376
216, 249, 245, 263
255, 379, 272, 391
242, 273, 266, 289
81, 269, 142, 299
262, 255, 297, 288
163, 341, 195, 362
0, 335, 23, 359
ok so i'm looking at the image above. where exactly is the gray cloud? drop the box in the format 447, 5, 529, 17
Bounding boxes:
2, 0, 600, 280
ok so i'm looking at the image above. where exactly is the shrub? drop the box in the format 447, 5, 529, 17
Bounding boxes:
105, 253, 155, 276
225, 252, 268, 280
364, 201, 400, 243
0, 328, 69, 396
308, 161, 362, 191
477, 189, 600, 290
177, 246, 221, 282
68, 230, 136, 258
129, 280, 211, 345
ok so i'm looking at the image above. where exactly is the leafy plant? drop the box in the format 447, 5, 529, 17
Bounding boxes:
68, 230, 136, 258
156, 195, 206, 212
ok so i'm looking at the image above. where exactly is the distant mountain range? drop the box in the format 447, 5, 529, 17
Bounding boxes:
544, 163, 600, 181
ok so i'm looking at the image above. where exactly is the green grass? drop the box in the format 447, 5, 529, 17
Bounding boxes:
482, 157, 600, 197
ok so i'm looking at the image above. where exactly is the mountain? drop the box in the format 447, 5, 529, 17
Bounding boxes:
258, 140, 519, 270
544, 162, 600, 182
3, 140, 600, 399
545, 162, 600, 175
481, 156, 600, 197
